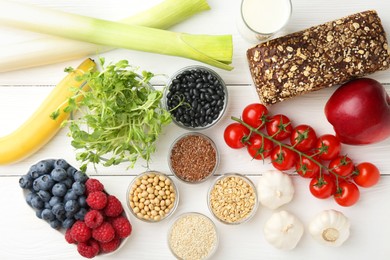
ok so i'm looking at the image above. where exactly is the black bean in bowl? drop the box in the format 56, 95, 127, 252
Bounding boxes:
165, 66, 228, 130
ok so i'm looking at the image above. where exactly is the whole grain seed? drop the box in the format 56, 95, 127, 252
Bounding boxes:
168, 213, 217, 260
170, 134, 217, 183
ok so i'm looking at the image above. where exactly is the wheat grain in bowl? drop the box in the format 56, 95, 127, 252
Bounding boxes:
127, 171, 179, 222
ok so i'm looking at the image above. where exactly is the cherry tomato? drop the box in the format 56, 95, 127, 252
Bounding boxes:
270, 146, 297, 171
266, 114, 293, 141
242, 103, 269, 129
315, 134, 341, 161
290, 124, 317, 152
247, 134, 274, 160
295, 153, 321, 178
309, 174, 336, 199
224, 123, 250, 149
353, 162, 380, 188
334, 181, 360, 207
328, 155, 354, 177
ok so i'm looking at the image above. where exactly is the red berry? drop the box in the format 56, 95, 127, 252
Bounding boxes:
110, 216, 132, 239
77, 239, 100, 258
99, 237, 121, 253
104, 195, 123, 217
70, 221, 91, 243
92, 222, 115, 243
86, 191, 108, 210
85, 178, 104, 195
84, 210, 104, 229
65, 228, 75, 244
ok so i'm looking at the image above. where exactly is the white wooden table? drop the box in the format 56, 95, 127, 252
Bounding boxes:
1, 0, 390, 259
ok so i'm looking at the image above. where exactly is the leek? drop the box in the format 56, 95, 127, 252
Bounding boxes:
0, 0, 211, 72
0, 0, 233, 71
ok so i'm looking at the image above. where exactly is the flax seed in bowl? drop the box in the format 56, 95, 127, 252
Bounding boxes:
168, 133, 219, 184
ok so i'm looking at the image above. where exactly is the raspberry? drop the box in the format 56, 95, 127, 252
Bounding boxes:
70, 220, 91, 243
65, 228, 75, 244
99, 237, 121, 253
104, 195, 123, 217
85, 178, 104, 195
110, 216, 132, 238
86, 191, 107, 210
84, 210, 104, 229
92, 222, 115, 243
77, 239, 100, 258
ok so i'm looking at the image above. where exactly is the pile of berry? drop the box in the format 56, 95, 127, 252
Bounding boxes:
19, 159, 132, 258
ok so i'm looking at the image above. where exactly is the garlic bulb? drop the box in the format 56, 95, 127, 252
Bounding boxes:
257, 170, 294, 209
263, 210, 304, 250
308, 209, 350, 247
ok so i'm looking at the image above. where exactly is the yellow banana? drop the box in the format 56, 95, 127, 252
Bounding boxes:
0, 58, 96, 165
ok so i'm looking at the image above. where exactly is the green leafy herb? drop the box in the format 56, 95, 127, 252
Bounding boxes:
58, 59, 171, 171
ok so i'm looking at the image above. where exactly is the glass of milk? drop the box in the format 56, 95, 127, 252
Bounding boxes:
237, 0, 292, 43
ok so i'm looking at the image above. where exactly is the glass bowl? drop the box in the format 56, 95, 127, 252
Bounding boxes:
168, 132, 219, 184
164, 65, 228, 130
126, 171, 179, 223
167, 212, 219, 260
207, 173, 258, 225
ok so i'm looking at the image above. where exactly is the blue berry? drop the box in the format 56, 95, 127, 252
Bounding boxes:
25, 192, 37, 206
41, 209, 55, 221
65, 200, 80, 214
38, 190, 51, 202
44, 202, 52, 209
72, 181, 85, 196
31, 196, 44, 210
67, 166, 77, 178
52, 183, 67, 197
64, 190, 78, 202
62, 218, 75, 229
66, 211, 75, 219
49, 196, 62, 207
52, 203, 65, 218
28, 165, 41, 179
50, 219, 62, 229
19, 175, 33, 189
54, 159, 69, 169
73, 171, 88, 183
33, 174, 55, 191
74, 208, 88, 220
78, 195, 87, 208
51, 168, 67, 182
36, 209, 43, 219
36, 159, 55, 174
60, 178, 73, 189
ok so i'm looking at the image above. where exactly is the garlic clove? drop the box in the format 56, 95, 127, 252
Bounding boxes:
308, 209, 350, 247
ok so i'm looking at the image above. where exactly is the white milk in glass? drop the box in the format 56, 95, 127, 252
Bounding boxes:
237, 0, 292, 42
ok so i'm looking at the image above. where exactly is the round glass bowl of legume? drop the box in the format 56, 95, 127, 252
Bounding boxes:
168, 132, 219, 184
126, 171, 179, 223
207, 173, 259, 225
164, 65, 228, 130
167, 212, 219, 260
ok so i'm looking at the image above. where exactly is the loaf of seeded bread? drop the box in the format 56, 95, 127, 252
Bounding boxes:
247, 10, 390, 105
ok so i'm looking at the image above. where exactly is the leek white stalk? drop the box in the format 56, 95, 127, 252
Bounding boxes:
0, 0, 233, 70
0, 0, 211, 72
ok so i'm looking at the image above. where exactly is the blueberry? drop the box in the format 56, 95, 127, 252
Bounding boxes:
26, 192, 37, 206
78, 195, 87, 208
36, 209, 43, 219
19, 175, 33, 189
35, 159, 55, 174
60, 178, 73, 189
64, 190, 78, 202
41, 208, 55, 221
38, 190, 51, 202
49, 196, 62, 207
52, 183, 67, 197
51, 168, 67, 182
56, 212, 66, 222
54, 159, 69, 169
49, 219, 62, 229
66, 166, 77, 178
52, 203, 65, 218
72, 182, 85, 196
65, 200, 80, 214
66, 211, 75, 219
31, 196, 44, 210
27, 165, 41, 179
33, 174, 55, 191
74, 208, 87, 220
73, 171, 88, 183
62, 218, 75, 229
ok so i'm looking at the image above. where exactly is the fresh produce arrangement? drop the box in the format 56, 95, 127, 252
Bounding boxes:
19, 159, 132, 258
224, 103, 381, 207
